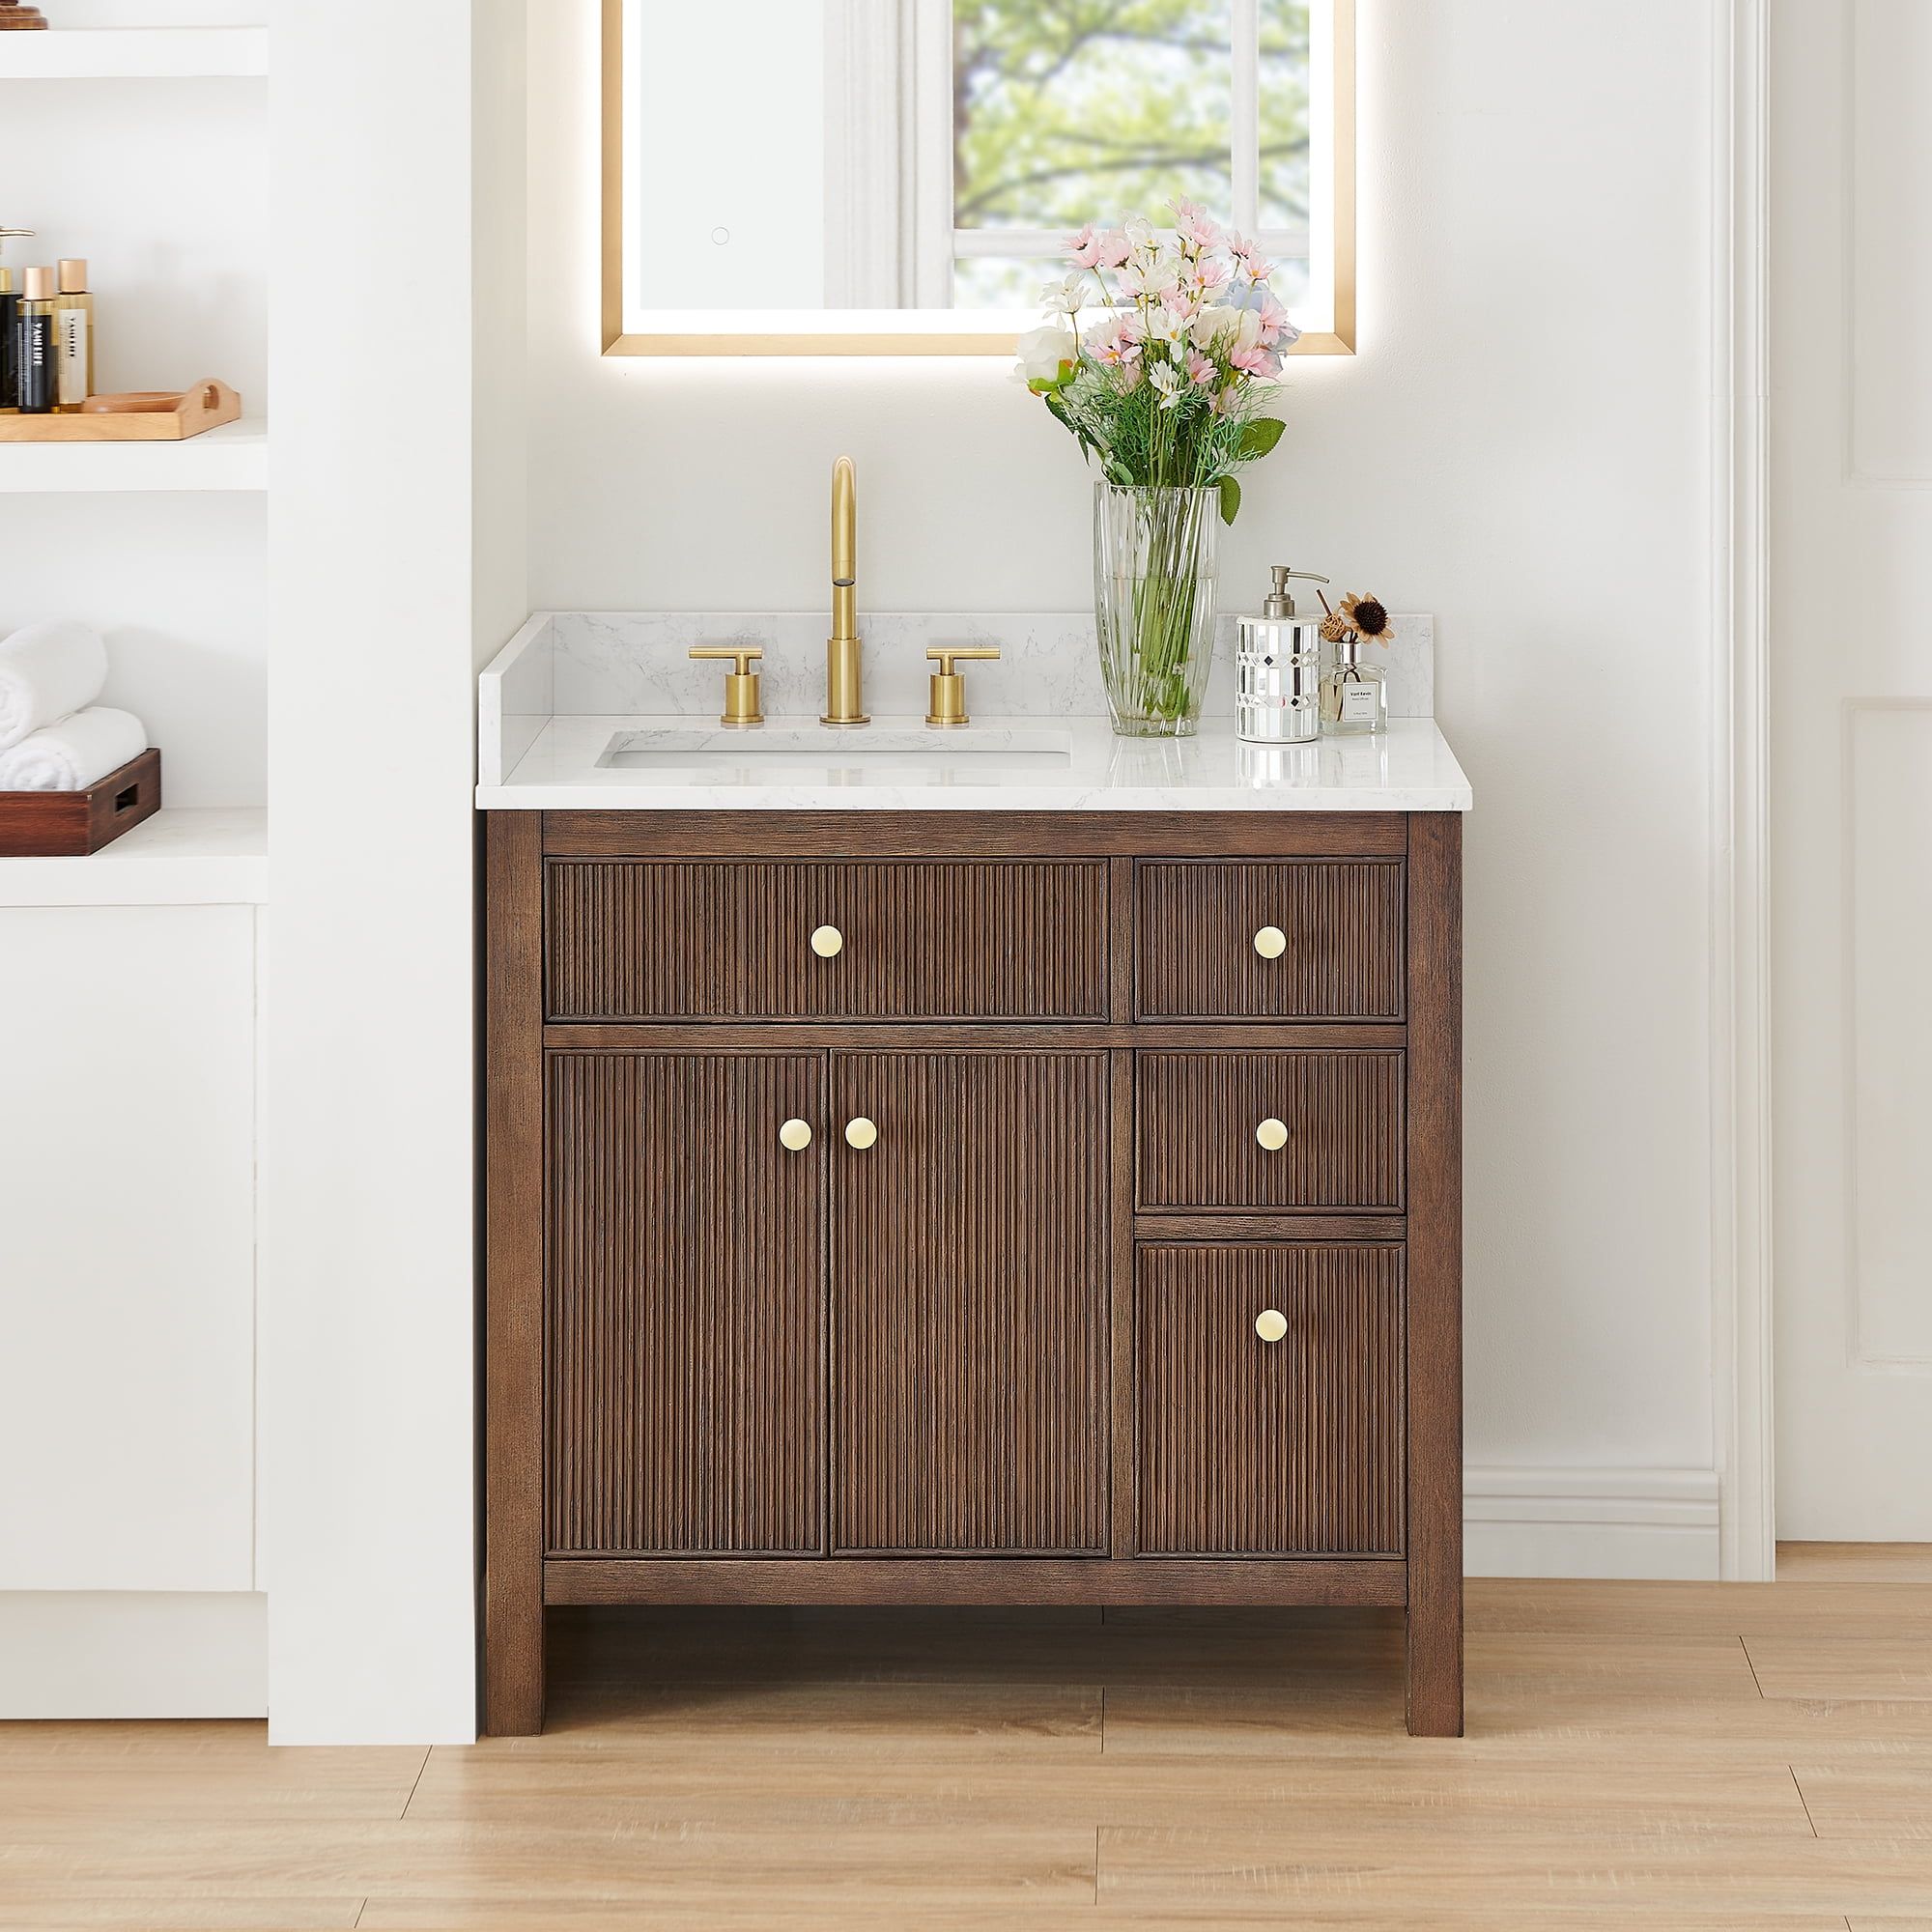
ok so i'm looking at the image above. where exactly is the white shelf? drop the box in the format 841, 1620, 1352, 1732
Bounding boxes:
0, 420, 268, 495
0, 808, 267, 908
0, 28, 267, 81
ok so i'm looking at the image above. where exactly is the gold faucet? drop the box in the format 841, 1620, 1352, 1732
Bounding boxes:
822, 455, 867, 725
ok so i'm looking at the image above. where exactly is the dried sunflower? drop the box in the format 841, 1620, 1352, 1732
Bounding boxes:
1321, 593, 1394, 645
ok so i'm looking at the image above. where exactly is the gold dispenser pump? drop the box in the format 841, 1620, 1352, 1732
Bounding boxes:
823, 455, 867, 724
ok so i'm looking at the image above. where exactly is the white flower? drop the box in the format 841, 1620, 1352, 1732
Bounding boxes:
1189, 304, 1238, 351
1122, 214, 1155, 251
1144, 301, 1185, 345
1119, 253, 1179, 301
1150, 360, 1183, 409
1037, 272, 1085, 316
1013, 323, 1077, 389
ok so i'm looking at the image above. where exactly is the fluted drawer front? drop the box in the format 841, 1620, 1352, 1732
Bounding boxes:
833, 1051, 1111, 1553
1138, 1244, 1406, 1555
1139, 1050, 1406, 1210
547, 859, 1108, 1021
547, 1052, 825, 1555
1137, 859, 1406, 1020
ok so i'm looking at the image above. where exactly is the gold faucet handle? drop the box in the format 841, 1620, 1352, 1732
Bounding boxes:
690, 644, 764, 675
926, 646, 1001, 677
925, 646, 1000, 728
689, 645, 765, 726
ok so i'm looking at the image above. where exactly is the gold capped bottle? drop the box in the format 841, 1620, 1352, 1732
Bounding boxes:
0, 226, 34, 413
14, 266, 57, 414
54, 258, 93, 412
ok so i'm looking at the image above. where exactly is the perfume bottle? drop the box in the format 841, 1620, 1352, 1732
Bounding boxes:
14, 266, 57, 415
0, 228, 33, 412
1235, 565, 1329, 745
54, 258, 93, 412
1321, 633, 1388, 736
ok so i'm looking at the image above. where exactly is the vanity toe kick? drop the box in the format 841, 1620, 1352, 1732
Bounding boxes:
487, 810, 1463, 1738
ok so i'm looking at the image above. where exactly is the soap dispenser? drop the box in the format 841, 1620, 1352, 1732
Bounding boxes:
1236, 566, 1329, 745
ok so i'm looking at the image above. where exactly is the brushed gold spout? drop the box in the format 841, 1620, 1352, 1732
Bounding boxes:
823, 455, 867, 724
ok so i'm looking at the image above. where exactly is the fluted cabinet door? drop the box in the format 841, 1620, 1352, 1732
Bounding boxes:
830, 1052, 1111, 1554
548, 1052, 827, 1556
1138, 1243, 1406, 1555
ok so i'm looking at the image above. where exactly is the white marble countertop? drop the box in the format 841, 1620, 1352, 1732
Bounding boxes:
476, 715, 1472, 813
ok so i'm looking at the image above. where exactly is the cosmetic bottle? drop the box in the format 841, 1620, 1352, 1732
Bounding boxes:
53, 258, 92, 412
14, 267, 57, 414
1320, 633, 1389, 736
0, 228, 32, 412
1236, 565, 1328, 745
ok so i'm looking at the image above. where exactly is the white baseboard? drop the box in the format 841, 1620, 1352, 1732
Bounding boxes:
0, 1479, 1719, 1720
0, 1592, 267, 1719
1465, 1466, 1721, 1580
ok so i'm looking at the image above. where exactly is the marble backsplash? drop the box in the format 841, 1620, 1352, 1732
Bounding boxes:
541, 611, 1435, 722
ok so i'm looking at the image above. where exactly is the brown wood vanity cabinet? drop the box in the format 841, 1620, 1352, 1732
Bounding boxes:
485, 809, 1463, 1738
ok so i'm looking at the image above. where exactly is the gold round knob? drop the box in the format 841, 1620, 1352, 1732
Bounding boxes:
778, 1118, 813, 1152
1254, 924, 1288, 960
844, 1116, 878, 1151
810, 924, 844, 958
1256, 1117, 1290, 1151
1255, 1308, 1289, 1344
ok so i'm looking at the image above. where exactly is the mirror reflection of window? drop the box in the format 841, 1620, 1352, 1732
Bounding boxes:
627, 0, 1332, 330
949, 0, 1312, 314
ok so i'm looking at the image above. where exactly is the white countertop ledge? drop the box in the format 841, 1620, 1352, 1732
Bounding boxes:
477, 715, 1472, 814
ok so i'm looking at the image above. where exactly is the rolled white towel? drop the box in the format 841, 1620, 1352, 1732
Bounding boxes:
0, 707, 147, 792
0, 621, 109, 752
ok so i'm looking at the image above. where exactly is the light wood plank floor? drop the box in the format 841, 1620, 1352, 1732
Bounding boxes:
5, 1545, 1931, 1930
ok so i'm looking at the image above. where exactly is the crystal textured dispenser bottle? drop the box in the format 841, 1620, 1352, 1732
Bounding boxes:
1236, 565, 1328, 745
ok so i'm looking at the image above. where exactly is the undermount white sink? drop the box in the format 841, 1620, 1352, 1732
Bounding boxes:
599, 723, 1074, 776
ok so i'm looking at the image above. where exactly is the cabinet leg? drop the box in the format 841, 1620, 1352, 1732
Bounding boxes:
1405, 1588, 1463, 1737
485, 1596, 545, 1738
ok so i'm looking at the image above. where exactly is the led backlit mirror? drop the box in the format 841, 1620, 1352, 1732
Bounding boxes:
605, 0, 1355, 355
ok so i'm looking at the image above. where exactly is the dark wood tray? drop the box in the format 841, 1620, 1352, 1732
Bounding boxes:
0, 748, 162, 857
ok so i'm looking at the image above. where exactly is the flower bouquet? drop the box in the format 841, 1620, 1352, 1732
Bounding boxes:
1016, 203, 1296, 735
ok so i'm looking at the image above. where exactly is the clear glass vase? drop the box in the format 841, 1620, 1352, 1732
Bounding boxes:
1093, 483, 1221, 737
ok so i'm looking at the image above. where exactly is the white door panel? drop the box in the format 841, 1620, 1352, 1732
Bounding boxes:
1772, 0, 1932, 1538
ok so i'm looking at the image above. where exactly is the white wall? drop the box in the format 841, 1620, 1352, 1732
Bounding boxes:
526, 0, 1722, 1564
264, 0, 494, 1745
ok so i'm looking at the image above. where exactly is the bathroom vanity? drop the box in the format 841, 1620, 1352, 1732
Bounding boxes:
480, 616, 1471, 1739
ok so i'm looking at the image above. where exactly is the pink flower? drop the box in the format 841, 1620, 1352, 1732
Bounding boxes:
1229, 343, 1282, 379
1252, 290, 1292, 346
1186, 349, 1217, 386
1084, 310, 1145, 368
1195, 254, 1232, 294
1094, 228, 1133, 270
1066, 224, 1102, 270
1228, 233, 1277, 284
1172, 198, 1223, 251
